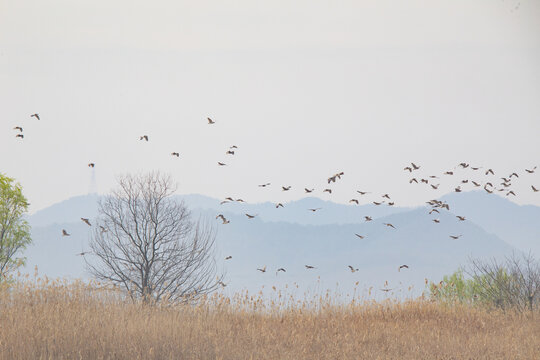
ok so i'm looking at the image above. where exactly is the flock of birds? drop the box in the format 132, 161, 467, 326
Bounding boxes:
12, 115, 539, 291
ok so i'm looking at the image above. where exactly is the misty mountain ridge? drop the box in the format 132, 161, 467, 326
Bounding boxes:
21, 191, 538, 296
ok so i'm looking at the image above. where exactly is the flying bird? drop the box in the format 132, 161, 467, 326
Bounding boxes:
257, 266, 267, 273
308, 208, 322, 212
382, 194, 391, 199
532, 186, 539, 192
225, 256, 232, 260
76, 252, 89, 256
230, 145, 238, 149
245, 213, 257, 219
472, 181, 481, 187
444, 171, 454, 175
276, 268, 286, 274
258, 183, 271, 187
449, 235, 462, 240
13, 126, 23, 132
432, 219, 440, 224
429, 209, 439, 214
217, 162, 227, 166
282, 186, 291, 191
226, 150, 235, 155
348, 265, 358, 273
430, 184, 440, 190
380, 288, 394, 292
409, 178, 418, 184
304, 188, 314, 193
305, 265, 316, 269
216, 214, 229, 224
357, 191, 370, 195
355, 234, 365, 239
403, 167, 412, 172
506, 191, 516, 196
81, 218, 91, 226
364, 216, 372, 222
276, 203, 284, 208
456, 216, 466, 221
373, 201, 384, 206
387, 202, 395, 206
139, 135, 148, 141
236, 199, 245, 202
15, 134, 24, 139
62, 229, 70, 236
525, 167, 537, 174
207, 117, 215, 124
383, 223, 396, 229
349, 199, 359, 205
171, 152, 180, 157
509, 172, 519, 179
485, 169, 494, 175
31, 113, 40, 120
398, 265, 409, 271
411, 163, 420, 170
88, 163, 95, 168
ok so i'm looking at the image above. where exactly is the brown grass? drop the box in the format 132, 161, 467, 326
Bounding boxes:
0, 278, 538, 360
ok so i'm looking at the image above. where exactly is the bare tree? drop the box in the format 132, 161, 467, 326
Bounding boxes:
87, 172, 223, 303
467, 252, 540, 312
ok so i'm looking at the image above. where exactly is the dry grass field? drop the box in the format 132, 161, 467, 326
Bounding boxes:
0, 278, 539, 360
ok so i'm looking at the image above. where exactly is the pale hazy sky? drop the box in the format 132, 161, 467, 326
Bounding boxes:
1, 0, 539, 212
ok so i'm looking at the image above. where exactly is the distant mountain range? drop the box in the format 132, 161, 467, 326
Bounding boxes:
23, 191, 539, 297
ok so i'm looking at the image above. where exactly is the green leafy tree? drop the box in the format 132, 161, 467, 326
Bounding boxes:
0, 174, 31, 282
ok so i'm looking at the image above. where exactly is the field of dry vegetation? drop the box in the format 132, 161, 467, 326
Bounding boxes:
0, 277, 538, 360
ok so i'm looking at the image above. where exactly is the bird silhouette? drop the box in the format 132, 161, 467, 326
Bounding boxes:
305, 265, 316, 269
409, 178, 418, 184
348, 265, 358, 273
139, 135, 148, 141
76, 252, 89, 256
62, 229, 70, 236
364, 216, 372, 222
245, 213, 257, 219
207, 117, 215, 124
276, 268, 286, 273
449, 235, 462, 240
308, 208, 322, 212
259, 183, 271, 187
276, 203, 284, 208
13, 126, 23, 132
525, 167, 537, 174
304, 188, 314, 193
81, 218, 91, 226
532, 186, 539, 192
31, 113, 40, 120
509, 172, 519, 179
257, 266, 267, 273
380, 288, 393, 292
411, 163, 420, 170
404, 167, 412, 172
171, 152, 180, 157
357, 191, 370, 195
432, 219, 440, 224
456, 216, 466, 221
225, 256, 232, 260
373, 201, 384, 206
430, 184, 440, 189
387, 202, 395, 206
444, 171, 454, 175
398, 264, 409, 271
506, 191, 516, 196
472, 181, 481, 187
485, 169, 494, 175
216, 214, 229, 224
282, 186, 291, 191
226, 150, 235, 155
355, 234, 365, 239
15, 134, 24, 139
383, 222, 396, 229
349, 199, 359, 205
88, 163, 95, 168
323, 188, 332, 194
429, 209, 439, 214
218, 162, 227, 166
